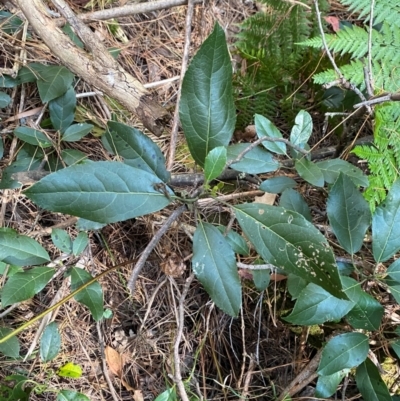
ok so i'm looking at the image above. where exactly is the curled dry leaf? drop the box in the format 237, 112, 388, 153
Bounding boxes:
105, 345, 123, 377
254, 192, 276, 205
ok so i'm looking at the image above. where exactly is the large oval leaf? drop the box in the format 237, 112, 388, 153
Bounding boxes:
14, 127, 52, 148
40, 322, 61, 362
0, 228, 50, 266
290, 110, 313, 148
317, 158, 368, 187
179, 23, 236, 167
255, 114, 286, 155
69, 267, 103, 321
104, 121, 170, 182
318, 333, 369, 376
192, 222, 241, 316
0, 328, 20, 358
2, 267, 54, 307
327, 173, 371, 254
279, 188, 312, 221
372, 179, 400, 262
234, 204, 345, 299
24, 161, 173, 224
295, 158, 324, 187
49, 86, 76, 134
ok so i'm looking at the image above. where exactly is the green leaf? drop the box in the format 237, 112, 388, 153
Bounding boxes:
14, 127, 52, 148
372, 179, 400, 262
345, 289, 383, 331
49, 86, 76, 134
35, 65, 74, 103
318, 333, 369, 376
392, 339, 400, 360
0, 11, 24, 35
57, 390, 90, 401
204, 146, 227, 183
216, 226, 250, 255
259, 177, 297, 194
51, 228, 73, 254
24, 161, 173, 224
290, 110, 313, 148
104, 121, 170, 182
61, 123, 93, 142
0, 328, 20, 358
287, 274, 308, 299
192, 222, 241, 316
72, 232, 88, 256
387, 259, 400, 282
253, 269, 270, 291
0, 74, 18, 88
255, 114, 286, 155
295, 158, 324, 187
40, 322, 61, 362
0, 228, 50, 265
234, 204, 345, 299
315, 369, 350, 398
317, 159, 369, 187
154, 388, 177, 401
327, 174, 371, 254
57, 362, 83, 378
0, 91, 11, 108
76, 218, 106, 231
0, 137, 3, 159
69, 267, 103, 321
61, 149, 88, 166
279, 188, 312, 221
61, 24, 84, 49
386, 284, 400, 304
227, 144, 279, 174
284, 283, 354, 325
355, 358, 392, 401
179, 23, 235, 167
2, 267, 54, 307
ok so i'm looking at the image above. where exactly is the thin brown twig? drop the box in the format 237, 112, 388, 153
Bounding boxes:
127, 205, 187, 293
167, 0, 196, 170
173, 273, 195, 401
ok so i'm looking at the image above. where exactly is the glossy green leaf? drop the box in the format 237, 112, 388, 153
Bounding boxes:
51, 228, 73, 254
285, 282, 354, 325
192, 222, 241, 316
204, 146, 227, 183
0, 91, 11, 108
0, 11, 24, 34
0, 228, 50, 266
5, 375, 32, 401
76, 218, 106, 231
387, 284, 400, 304
0, 154, 42, 189
57, 390, 90, 401
0, 137, 3, 159
14, 127, 52, 148
235, 204, 345, 298
392, 339, 400, 359
315, 369, 349, 398
345, 288, 383, 331
295, 158, 324, 187
255, 114, 286, 155
62, 24, 84, 49
279, 188, 312, 221
0, 328, 20, 358
259, 177, 297, 194
154, 388, 177, 401
2, 267, 54, 307
179, 23, 235, 167
355, 358, 391, 401
327, 174, 371, 254
49, 86, 76, 133
227, 144, 279, 174
69, 267, 103, 321
0, 74, 18, 88
40, 322, 61, 362
387, 259, 400, 282
72, 232, 89, 256
317, 159, 368, 187
372, 179, 400, 262
17, 63, 43, 84
253, 269, 270, 291
62, 123, 93, 142
216, 226, 250, 255
61, 149, 87, 166
105, 121, 170, 182
24, 161, 173, 224
318, 333, 369, 376
287, 274, 308, 299
35, 65, 74, 103
290, 110, 313, 148
57, 362, 83, 378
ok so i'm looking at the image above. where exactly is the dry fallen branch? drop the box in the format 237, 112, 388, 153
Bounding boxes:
14, 0, 169, 136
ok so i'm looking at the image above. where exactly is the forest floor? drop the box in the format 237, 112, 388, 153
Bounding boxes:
0, 1, 393, 401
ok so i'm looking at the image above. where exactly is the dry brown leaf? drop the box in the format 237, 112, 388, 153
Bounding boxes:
105, 345, 123, 377
254, 192, 276, 205
132, 389, 144, 401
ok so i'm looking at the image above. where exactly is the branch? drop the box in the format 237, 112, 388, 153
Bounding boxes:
15, 0, 169, 136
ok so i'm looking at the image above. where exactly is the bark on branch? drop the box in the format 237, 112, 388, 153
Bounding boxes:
14, 0, 169, 136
